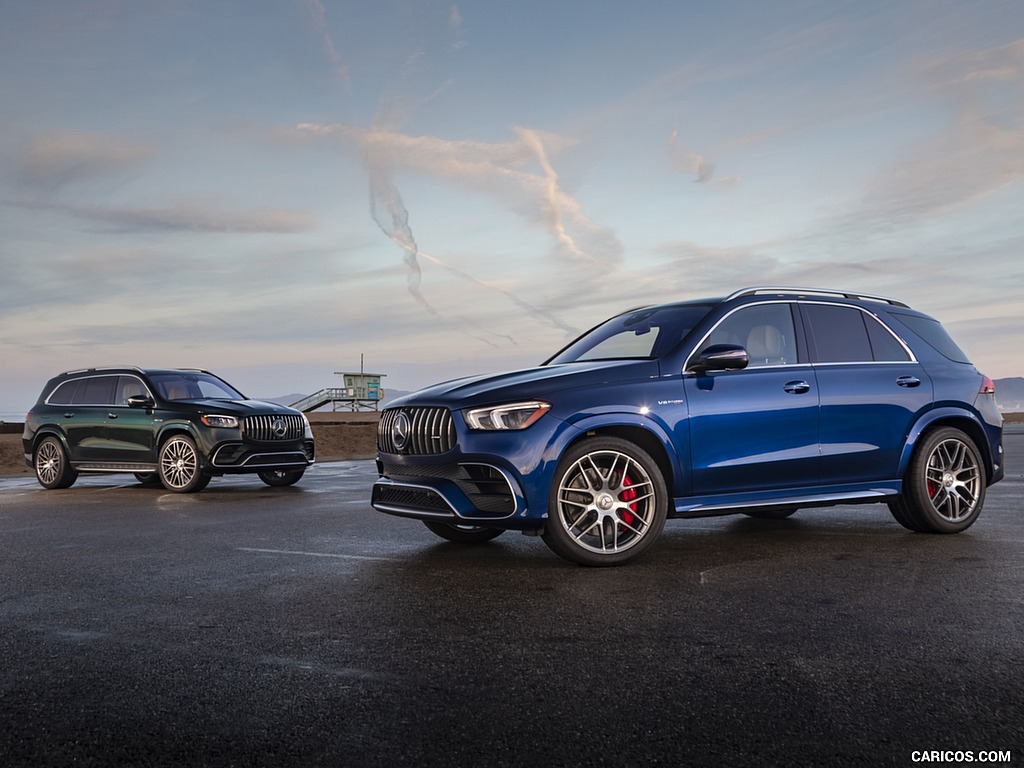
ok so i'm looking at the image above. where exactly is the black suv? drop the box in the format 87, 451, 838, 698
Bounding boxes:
23, 367, 315, 493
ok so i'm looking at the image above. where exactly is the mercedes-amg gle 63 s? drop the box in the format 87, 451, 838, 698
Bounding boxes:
24, 367, 315, 493
372, 287, 1004, 566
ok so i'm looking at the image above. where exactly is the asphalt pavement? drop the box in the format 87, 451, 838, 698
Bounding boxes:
1, 430, 1022, 767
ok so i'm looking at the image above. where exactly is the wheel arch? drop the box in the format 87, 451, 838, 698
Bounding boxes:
156, 424, 211, 469
562, 421, 678, 495
901, 409, 995, 482
29, 427, 71, 457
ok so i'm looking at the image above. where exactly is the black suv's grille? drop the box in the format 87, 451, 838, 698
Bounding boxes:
243, 414, 306, 442
378, 407, 456, 455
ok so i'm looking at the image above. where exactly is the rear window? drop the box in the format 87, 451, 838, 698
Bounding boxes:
890, 312, 971, 363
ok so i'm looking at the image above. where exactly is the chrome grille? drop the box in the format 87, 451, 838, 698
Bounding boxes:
243, 414, 306, 441
378, 407, 456, 455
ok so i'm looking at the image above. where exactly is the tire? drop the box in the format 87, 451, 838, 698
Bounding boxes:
34, 436, 78, 490
134, 472, 162, 486
889, 426, 986, 534
743, 507, 797, 520
258, 469, 305, 487
158, 435, 211, 493
423, 521, 505, 544
542, 436, 668, 566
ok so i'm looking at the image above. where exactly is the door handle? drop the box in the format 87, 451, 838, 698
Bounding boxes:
783, 380, 811, 394
107, 413, 119, 420
63, 412, 75, 418
896, 376, 921, 388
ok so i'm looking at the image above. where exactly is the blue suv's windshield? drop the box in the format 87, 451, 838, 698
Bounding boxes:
545, 304, 714, 364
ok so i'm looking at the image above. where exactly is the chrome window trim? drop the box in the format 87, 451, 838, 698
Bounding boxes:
684, 299, 800, 371
799, 300, 917, 364
683, 299, 918, 372
45, 373, 155, 408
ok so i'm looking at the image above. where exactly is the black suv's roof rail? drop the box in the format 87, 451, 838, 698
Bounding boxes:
62, 365, 146, 376
725, 286, 909, 308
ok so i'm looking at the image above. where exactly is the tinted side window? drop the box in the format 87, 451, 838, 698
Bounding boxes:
702, 303, 797, 367
47, 380, 80, 405
864, 315, 911, 362
116, 376, 151, 406
890, 311, 971, 363
803, 304, 873, 363
71, 376, 118, 405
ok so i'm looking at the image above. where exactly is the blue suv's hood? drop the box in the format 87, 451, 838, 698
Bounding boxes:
390, 359, 661, 408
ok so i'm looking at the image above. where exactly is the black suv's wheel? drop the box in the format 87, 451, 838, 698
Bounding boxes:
158, 435, 211, 493
889, 426, 985, 533
422, 521, 505, 543
542, 436, 668, 566
258, 469, 305, 487
133, 472, 161, 486
34, 436, 78, 490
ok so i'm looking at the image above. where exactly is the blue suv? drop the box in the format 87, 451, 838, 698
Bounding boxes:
372, 287, 1004, 566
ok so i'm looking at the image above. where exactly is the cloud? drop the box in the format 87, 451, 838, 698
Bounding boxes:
297, 121, 623, 266
449, 4, 467, 49
825, 37, 1024, 236
295, 0, 350, 86
15, 132, 154, 191
13, 198, 317, 234
666, 128, 740, 185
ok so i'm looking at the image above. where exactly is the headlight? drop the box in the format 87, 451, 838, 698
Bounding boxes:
465, 401, 550, 431
201, 414, 239, 428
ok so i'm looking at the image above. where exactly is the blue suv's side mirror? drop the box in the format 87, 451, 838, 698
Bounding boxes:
689, 344, 750, 374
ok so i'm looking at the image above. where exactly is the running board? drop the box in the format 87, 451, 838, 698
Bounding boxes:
71, 462, 159, 473
676, 489, 897, 517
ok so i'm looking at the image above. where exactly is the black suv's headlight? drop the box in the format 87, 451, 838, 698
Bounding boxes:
464, 401, 550, 431
201, 414, 239, 428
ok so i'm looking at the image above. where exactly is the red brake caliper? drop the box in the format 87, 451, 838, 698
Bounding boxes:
620, 475, 638, 527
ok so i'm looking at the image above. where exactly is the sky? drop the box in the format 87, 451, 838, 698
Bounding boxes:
2, 0, 1023, 413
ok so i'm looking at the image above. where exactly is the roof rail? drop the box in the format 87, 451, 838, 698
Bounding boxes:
724, 286, 909, 308
62, 365, 146, 375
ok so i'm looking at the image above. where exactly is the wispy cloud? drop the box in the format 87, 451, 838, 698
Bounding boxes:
13, 199, 317, 234
14, 132, 153, 191
297, 122, 623, 266
666, 128, 740, 186
295, 0, 350, 86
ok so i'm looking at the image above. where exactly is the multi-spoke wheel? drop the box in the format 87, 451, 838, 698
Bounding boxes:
542, 436, 667, 566
158, 435, 210, 493
423, 521, 505, 544
33, 436, 78, 490
258, 469, 305, 487
889, 426, 985, 533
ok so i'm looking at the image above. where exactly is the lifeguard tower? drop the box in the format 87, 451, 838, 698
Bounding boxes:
290, 363, 386, 413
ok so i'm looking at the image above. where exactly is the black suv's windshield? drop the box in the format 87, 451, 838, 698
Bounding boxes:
149, 372, 245, 401
545, 304, 714, 364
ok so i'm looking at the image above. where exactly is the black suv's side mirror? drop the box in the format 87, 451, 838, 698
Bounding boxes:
688, 344, 750, 374
127, 395, 156, 409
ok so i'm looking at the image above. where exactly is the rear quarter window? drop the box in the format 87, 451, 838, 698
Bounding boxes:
889, 311, 971, 363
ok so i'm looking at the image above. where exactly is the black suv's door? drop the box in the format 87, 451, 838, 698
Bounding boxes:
63, 375, 120, 461
798, 302, 933, 484
103, 375, 158, 464
685, 302, 820, 495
